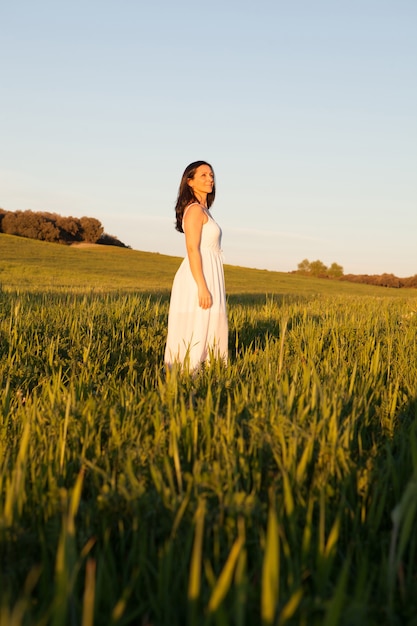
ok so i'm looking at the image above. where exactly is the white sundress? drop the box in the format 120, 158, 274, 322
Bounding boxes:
164, 204, 228, 370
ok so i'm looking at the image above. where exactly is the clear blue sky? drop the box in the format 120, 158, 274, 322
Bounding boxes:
1, 0, 416, 276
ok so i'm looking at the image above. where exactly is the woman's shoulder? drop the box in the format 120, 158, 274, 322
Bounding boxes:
183, 202, 209, 227
183, 202, 206, 219
186, 201, 205, 211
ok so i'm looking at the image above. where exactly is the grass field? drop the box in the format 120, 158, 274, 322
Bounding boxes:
2, 233, 415, 297
1, 234, 417, 625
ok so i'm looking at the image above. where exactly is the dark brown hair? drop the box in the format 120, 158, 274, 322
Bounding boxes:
174, 161, 216, 232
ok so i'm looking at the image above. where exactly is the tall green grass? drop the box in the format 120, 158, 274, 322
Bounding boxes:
1, 288, 417, 625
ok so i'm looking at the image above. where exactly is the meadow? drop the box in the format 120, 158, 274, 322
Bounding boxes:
1, 234, 417, 625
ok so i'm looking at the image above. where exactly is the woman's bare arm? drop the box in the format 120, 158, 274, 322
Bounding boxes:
183, 205, 212, 309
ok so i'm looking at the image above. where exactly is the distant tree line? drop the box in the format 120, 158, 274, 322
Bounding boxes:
340, 273, 417, 289
0, 209, 129, 248
296, 258, 344, 278
295, 258, 417, 289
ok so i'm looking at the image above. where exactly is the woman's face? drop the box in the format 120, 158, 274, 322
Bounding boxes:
188, 164, 214, 198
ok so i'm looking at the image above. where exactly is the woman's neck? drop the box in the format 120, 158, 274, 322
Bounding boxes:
194, 192, 207, 208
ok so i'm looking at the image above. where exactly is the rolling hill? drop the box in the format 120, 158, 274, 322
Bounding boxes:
1, 233, 415, 298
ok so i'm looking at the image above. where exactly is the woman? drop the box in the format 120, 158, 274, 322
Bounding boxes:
164, 161, 228, 370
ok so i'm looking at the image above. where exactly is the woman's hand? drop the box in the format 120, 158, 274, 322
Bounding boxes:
198, 285, 212, 309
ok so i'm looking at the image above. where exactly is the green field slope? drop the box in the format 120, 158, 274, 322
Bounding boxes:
1, 233, 414, 297
2, 233, 417, 624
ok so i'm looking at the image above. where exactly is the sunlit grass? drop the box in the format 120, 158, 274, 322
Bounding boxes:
1, 286, 417, 624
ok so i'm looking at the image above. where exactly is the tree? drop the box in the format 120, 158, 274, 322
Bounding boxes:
403, 275, 417, 288
80, 217, 104, 243
328, 262, 344, 278
296, 259, 344, 279
0, 208, 7, 230
55, 215, 83, 242
98, 233, 129, 248
2, 210, 60, 242
377, 273, 401, 288
0, 209, 127, 247
297, 259, 311, 274
309, 260, 328, 277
